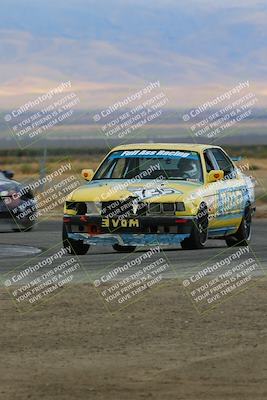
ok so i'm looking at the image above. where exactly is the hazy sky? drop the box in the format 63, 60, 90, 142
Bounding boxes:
0, 0, 266, 109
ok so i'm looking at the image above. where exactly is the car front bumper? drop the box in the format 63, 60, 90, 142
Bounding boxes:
63, 214, 194, 247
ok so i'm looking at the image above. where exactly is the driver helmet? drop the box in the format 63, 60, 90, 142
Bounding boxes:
178, 158, 199, 179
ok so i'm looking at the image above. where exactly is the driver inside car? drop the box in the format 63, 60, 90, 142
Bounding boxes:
178, 157, 200, 180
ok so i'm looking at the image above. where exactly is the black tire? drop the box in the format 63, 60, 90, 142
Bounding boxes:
181, 203, 208, 250
62, 224, 90, 255
225, 205, 252, 247
113, 244, 136, 253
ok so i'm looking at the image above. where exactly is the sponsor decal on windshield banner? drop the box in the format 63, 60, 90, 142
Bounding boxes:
110, 150, 196, 159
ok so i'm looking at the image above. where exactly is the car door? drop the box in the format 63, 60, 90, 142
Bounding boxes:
208, 148, 245, 233
202, 149, 221, 230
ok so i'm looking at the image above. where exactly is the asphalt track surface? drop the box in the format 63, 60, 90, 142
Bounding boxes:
0, 219, 266, 283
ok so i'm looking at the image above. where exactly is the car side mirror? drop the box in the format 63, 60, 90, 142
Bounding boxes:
3, 170, 14, 179
207, 170, 224, 183
81, 169, 94, 181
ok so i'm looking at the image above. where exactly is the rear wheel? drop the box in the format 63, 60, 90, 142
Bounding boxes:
181, 203, 208, 250
113, 244, 136, 253
62, 224, 90, 255
225, 205, 252, 247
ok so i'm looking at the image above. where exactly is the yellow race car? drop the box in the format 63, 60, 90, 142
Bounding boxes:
63, 143, 255, 254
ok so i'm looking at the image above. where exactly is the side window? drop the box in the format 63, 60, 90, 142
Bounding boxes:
210, 149, 235, 178
204, 150, 215, 173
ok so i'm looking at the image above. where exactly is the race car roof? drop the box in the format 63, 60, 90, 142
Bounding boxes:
111, 143, 221, 153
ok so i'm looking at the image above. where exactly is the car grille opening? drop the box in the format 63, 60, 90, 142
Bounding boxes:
77, 202, 87, 215
162, 203, 175, 214
148, 203, 161, 214
148, 203, 178, 215
66, 200, 182, 217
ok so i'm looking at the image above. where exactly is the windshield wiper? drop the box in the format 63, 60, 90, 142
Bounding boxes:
167, 177, 187, 180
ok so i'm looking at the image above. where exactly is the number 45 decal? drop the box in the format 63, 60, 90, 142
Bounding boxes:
128, 186, 182, 200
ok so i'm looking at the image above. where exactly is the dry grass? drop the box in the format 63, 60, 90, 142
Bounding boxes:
1, 155, 102, 181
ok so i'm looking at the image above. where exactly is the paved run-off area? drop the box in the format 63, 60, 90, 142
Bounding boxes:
0, 219, 266, 399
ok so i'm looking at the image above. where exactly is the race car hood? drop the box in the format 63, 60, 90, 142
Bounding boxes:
67, 179, 203, 203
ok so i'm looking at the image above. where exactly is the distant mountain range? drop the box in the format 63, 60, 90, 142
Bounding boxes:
0, 0, 267, 109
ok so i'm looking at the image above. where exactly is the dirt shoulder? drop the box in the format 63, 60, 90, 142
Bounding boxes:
1, 279, 267, 400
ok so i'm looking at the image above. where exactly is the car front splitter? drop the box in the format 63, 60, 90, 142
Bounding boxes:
67, 232, 190, 247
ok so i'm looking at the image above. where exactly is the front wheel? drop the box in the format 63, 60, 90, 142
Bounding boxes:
113, 244, 136, 253
225, 205, 252, 247
181, 203, 208, 250
62, 224, 90, 255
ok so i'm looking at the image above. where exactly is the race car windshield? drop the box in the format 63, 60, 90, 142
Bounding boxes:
93, 150, 203, 182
